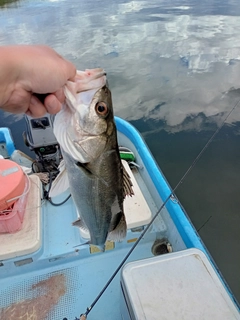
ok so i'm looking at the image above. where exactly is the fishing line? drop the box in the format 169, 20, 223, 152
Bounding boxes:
78, 97, 240, 319
197, 215, 212, 232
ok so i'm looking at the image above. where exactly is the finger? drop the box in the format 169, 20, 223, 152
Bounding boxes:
62, 59, 76, 81
67, 63, 76, 81
27, 95, 48, 117
54, 88, 65, 103
44, 94, 62, 114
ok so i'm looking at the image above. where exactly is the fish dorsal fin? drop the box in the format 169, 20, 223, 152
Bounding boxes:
49, 160, 70, 197
122, 161, 134, 198
107, 213, 127, 242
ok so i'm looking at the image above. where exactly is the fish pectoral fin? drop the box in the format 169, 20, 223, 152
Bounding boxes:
107, 213, 127, 242
122, 163, 134, 198
72, 217, 89, 232
49, 160, 70, 197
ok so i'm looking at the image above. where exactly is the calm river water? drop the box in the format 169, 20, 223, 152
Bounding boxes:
0, 0, 240, 303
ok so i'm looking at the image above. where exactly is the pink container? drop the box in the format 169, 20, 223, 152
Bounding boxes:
0, 175, 29, 233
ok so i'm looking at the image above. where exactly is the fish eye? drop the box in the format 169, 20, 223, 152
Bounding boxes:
95, 102, 108, 117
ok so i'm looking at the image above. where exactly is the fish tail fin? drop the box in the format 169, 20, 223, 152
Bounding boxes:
107, 213, 127, 242
73, 241, 105, 253
93, 244, 106, 252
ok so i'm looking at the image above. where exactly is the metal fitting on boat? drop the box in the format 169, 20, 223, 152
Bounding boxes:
151, 238, 172, 256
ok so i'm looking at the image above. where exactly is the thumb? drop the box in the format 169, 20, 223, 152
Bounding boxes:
44, 94, 62, 114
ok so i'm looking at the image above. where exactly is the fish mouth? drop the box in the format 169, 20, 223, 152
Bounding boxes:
75, 70, 107, 93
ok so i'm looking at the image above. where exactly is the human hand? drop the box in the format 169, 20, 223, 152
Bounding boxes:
0, 45, 76, 117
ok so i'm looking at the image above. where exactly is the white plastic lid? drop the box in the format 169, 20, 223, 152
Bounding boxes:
121, 248, 240, 320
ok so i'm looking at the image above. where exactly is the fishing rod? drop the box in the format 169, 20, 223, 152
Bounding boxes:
75, 97, 240, 320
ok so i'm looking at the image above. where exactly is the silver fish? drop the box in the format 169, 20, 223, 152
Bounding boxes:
52, 69, 133, 250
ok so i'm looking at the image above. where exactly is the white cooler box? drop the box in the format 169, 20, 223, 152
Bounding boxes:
120, 248, 240, 320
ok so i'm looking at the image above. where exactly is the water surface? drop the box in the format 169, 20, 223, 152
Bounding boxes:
1, 0, 240, 303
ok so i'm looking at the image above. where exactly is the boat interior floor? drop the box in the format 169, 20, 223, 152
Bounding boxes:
0, 166, 170, 320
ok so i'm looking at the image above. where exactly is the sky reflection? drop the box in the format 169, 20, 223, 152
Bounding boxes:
1, 0, 240, 132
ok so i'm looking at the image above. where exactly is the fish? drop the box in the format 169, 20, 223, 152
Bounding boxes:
51, 69, 133, 250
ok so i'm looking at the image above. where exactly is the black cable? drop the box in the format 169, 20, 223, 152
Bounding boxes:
48, 194, 71, 206
43, 168, 72, 206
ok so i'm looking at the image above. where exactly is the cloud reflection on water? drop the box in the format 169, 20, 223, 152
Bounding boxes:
1, 0, 240, 133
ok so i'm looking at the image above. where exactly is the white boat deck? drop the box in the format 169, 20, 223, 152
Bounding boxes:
0, 164, 168, 320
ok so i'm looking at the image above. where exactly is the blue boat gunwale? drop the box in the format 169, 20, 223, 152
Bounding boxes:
0, 127, 15, 157
115, 116, 205, 251
115, 116, 240, 309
